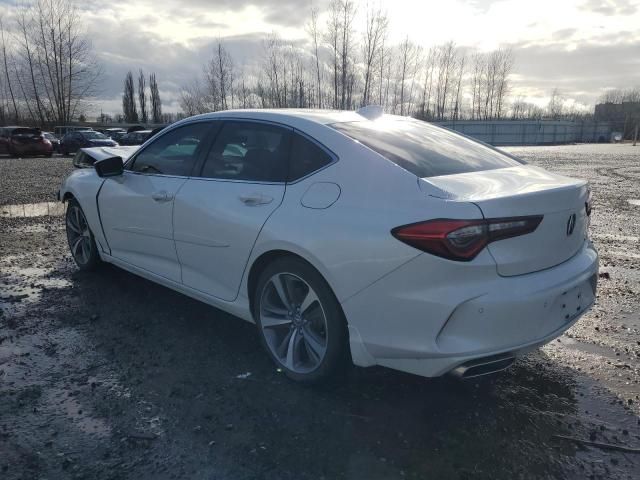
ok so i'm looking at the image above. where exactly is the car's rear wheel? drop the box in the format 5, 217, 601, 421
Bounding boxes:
254, 257, 347, 383
65, 199, 100, 271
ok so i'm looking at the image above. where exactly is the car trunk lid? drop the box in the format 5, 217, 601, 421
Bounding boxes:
12, 128, 44, 145
419, 165, 590, 276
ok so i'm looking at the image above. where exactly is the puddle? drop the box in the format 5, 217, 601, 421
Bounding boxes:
605, 250, 640, 260
0, 259, 71, 317
592, 233, 640, 243
558, 337, 619, 360
0, 201, 65, 218
5, 223, 65, 234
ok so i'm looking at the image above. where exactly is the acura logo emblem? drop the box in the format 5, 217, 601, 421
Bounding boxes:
566, 214, 576, 236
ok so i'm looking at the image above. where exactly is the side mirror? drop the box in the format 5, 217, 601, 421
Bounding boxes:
94, 156, 123, 177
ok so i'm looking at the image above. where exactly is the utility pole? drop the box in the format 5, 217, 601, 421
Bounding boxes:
634, 124, 638, 146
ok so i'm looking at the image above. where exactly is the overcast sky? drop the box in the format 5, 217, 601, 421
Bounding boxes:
13, 0, 640, 116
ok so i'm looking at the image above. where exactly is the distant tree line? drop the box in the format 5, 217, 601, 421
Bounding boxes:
121, 69, 162, 123
598, 87, 640, 104
179, 1, 521, 121
0, 0, 101, 126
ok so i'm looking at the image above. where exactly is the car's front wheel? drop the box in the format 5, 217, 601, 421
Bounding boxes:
254, 257, 348, 383
65, 199, 100, 271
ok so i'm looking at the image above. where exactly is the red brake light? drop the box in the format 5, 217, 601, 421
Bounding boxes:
391, 216, 543, 261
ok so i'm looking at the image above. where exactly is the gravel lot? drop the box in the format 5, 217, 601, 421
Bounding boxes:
1, 145, 639, 479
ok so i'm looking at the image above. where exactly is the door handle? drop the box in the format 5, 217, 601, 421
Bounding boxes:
151, 190, 173, 202
239, 193, 273, 206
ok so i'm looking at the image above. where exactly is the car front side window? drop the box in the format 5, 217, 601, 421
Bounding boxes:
128, 123, 213, 176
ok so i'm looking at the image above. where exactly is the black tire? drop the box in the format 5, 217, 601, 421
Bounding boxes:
65, 198, 101, 271
253, 256, 348, 383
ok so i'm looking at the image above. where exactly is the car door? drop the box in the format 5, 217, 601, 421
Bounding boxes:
66, 133, 80, 153
0, 129, 9, 154
98, 121, 215, 282
173, 120, 291, 301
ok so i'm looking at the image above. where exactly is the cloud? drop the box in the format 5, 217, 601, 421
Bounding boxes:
580, 0, 639, 16
52, 0, 639, 116
509, 38, 640, 104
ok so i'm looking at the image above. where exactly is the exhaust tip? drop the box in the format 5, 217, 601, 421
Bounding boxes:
450, 354, 515, 379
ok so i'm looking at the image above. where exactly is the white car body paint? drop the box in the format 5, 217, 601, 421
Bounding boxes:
59, 109, 599, 378
77, 145, 140, 163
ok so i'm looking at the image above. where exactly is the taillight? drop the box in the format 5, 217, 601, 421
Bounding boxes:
391, 216, 543, 261
585, 190, 593, 216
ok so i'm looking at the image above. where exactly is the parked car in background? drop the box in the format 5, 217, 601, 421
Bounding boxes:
99, 128, 127, 141
118, 129, 153, 146
54, 126, 94, 137
0, 127, 53, 157
60, 130, 118, 155
43, 132, 60, 153
58, 109, 598, 383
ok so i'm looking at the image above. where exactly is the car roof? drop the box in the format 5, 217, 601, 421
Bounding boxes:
185, 109, 367, 127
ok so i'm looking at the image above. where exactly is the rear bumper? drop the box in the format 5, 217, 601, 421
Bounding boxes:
342, 240, 598, 377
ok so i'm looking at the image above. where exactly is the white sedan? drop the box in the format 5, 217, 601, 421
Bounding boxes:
58, 109, 598, 383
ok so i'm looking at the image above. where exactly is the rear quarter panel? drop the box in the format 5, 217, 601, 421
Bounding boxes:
245, 122, 485, 304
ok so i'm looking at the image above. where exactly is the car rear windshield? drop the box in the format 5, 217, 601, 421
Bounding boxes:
331, 118, 522, 178
12, 128, 41, 138
82, 131, 108, 139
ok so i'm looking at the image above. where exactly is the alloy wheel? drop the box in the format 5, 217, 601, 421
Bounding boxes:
259, 272, 329, 374
66, 204, 93, 266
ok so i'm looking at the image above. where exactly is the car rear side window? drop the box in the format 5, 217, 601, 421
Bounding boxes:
129, 122, 212, 176
199, 121, 290, 182
332, 118, 521, 178
288, 133, 333, 181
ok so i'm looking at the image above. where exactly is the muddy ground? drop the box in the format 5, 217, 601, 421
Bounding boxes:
1, 144, 639, 480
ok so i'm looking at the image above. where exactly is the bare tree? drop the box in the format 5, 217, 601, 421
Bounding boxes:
451, 54, 465, 120
324, 0, 356, 109
16, 7, 45, 125
397, 37, 418, 115
361, 6, 388, 107
179, 79, 208, 116
494, 48, 514, 118
339, 0, 356, 109
206, 41, 234, 111
326, 0, 341, 109
149, 72, 161, 123
468, 47, 513, 120
173, 6, 525, 123
138, 69, 147, 123
470, 52, 484, 119
122, 71, 137, 122
511, 95, 543, 119
12, 0, 102, 125
418, 47, 436, 119
261, 34, 284, 108
547, 88, 564, 119
434, 41, 457, 120
599, 87, 640, 104
307, 6, 323, 108
0, 17, 18, 121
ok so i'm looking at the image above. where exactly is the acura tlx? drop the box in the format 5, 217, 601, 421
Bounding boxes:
58, 107, 598, 383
